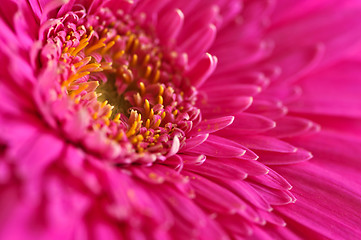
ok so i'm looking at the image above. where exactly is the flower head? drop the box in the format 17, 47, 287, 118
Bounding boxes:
1, 0, 361, 239
39, 5, 205, 163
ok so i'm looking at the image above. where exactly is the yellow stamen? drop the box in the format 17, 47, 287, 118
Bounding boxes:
137, 113, 142, 122
131, 136, 139, 144
85, 38, 106, 54
74, 95, 81, 104
132, 38, 139, 52
103, 117, 110, 126
72, 41, 89, 56
115, 132, 124, 141
130, 54, 138, 67
144, 65, 152, 78
114, 50, 125, 60
101, 62, 113, 70
114, 113, 121, 122
122, 72, 132, 84
73, 56, 92, 68
126, 121, 138, 137
139, 82, 146, 95
113, 35, 121, 42
137, 135, 144, 142
154, 119, 161, 128
143, 54, 150, 66
153, 69, 160, 83
158, 95, 163, 105
63, 71, 90, 86
144, 99, 150, 115
68, 47, 76, 55
78, 63, 101, 72
105, 109, 112, 119
101, 100, 108, 108
159, 85, 164, 96
70, 83, 88, 98
125, 34, 135, 52
145, 119, 150, 128
101, 40, 115, 54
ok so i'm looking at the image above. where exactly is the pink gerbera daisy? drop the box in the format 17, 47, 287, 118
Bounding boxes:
1, 0, 361, 239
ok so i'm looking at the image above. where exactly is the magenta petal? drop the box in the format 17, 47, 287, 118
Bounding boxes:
189, 173, 247, 214
154, 186, 208, 234
248, 167, 293, 191
216, 214, 253, 236
157, 8, 184, 45
179, 24, 216, 67
267, 44, 324, 84
184, 160, 247, 180
222, 180, 272, 212
185, 53, 217, 88
265, 116, 317, 138
230, 159, 269, 176
270, 5, 361, 65
230, 135, 297, 153
260, 211, 286, 227
190, 140, 246, 157
219, 113, 275, 135
213, 40, 274, 74
257, 148, 312, 165
215, 157, 269, 176
181, 134, 209, 152
180, 153, 206, 165
289, 59, 361, 118
275, 156, 361, 238
190, 116, 234, 135
246, 99, 288, 119
199, 96, 253, 117
189, 136, 246, 158
202, 84, 261, 98
251, 184, 296, 205
134, 0, 170, 15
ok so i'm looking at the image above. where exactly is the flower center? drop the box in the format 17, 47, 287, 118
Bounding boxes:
42, 8, 199, 163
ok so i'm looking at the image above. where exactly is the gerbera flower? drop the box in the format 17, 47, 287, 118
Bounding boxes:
1, 0, 361, 239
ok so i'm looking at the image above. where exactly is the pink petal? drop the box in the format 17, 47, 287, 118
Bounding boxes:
184, 160, 247, 180
230, 135, 297, 153
289, 59, 361, 118
265, 116, 317, 138
185, 53, 217, 88
189, 173, 247, 214
157, 8, 184, 45
248, 167, 293, 191
257, 148, 312, 165
190, 116, 234, 135
201, 84, 261, 97
246, 99, 288, 119
178, 24, 216, 67
189, 136, 246, 158
219, 113, 275, 135
251, 184, 296, 205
